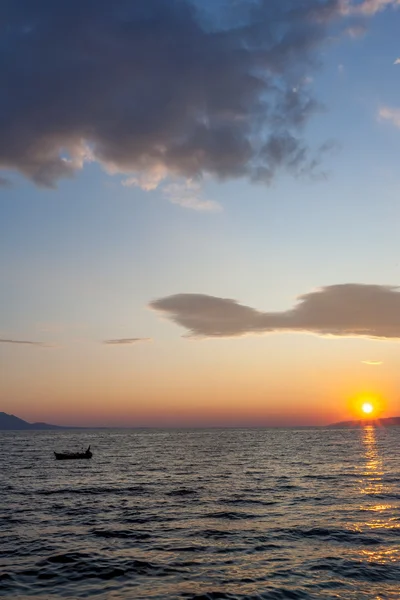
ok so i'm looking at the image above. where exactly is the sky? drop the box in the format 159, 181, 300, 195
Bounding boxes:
1, 0, 400, 427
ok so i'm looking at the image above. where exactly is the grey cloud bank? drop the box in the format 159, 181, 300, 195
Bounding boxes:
0, 0, 384, 189
150, 284, 400, 339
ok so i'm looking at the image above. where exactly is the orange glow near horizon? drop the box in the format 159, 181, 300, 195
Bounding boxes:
2, 369, 394, 427
2, 342, 397, 427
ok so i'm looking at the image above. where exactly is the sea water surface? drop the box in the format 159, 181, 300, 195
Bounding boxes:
1, 427, 399, 599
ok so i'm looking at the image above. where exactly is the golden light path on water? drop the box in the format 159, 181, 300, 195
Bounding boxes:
358, 426, 400, 568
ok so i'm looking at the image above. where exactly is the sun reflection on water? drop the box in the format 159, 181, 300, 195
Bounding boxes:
358, 426, 400, 564
359, 425, 384, 497
361, 546, 400, 565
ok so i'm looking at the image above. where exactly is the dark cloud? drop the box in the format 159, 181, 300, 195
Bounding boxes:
0, 338, 45, 346
103, 338, 152, 345
150, 284, 400, 339
0, 0, 355, 188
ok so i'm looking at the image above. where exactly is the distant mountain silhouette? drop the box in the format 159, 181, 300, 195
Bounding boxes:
2, 410, 400, 430
0, 412, 65, 430
328, 416, 400, 428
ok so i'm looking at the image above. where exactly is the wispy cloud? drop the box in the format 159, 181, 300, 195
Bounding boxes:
162, 181, 222, 212
103, 338, 152, 345
379, 106, 400, 128
341, 0, 400, 16
150, 284, 400, 340
0, 338, 47, 346
121, 165, 168, 192
361, 360, 383, 365
394, 58, 400, 65
123, 175, 222, 212
345, 25, 367, 38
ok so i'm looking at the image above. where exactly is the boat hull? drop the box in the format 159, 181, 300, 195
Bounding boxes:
54, 452, 92, 460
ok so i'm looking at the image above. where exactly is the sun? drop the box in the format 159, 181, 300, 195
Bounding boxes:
361, 402, 374, 416
348, 393, 384, 420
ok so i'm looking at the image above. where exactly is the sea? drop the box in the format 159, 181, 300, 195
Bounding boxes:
1, 427, 399, 599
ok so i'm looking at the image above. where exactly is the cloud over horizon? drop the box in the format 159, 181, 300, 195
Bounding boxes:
150, 284, 400, 340
0, 338, 46, 346
103, 338, 152, 345
0, 0, 393, 192
361, 360, 383, 365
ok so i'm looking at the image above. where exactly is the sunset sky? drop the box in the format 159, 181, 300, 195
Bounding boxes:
1, 0, 400, 426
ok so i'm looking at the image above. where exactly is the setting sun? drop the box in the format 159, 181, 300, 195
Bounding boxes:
348, 393, 384, 421
361, 402, 374, 415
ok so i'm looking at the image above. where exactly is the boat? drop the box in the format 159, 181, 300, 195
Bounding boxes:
54, 445, 92, 460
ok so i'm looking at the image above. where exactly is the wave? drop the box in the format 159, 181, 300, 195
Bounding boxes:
1, 551, 184, 594
91, 529, 152, 540
166, 488, 198, 497
192, 529, 239, 539
200, 511, 258, 520
280, 527, 382, 545
309, 557, 400, 582
187, 590, 310, 600
121, 514, 176, 524
37, 485, 149, 496
222, 497, 278, 507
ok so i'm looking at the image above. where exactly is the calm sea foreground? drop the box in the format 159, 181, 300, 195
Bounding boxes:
1, 427, 399, 599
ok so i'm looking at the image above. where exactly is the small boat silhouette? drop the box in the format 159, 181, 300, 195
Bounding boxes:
54, 445, 92, 460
